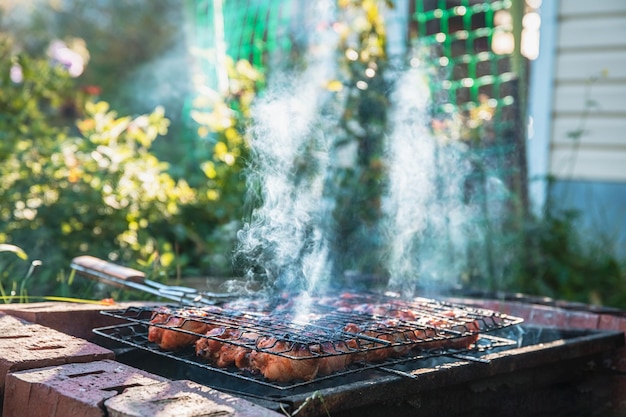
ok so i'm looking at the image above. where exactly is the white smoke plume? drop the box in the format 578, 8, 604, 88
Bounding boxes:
235, 0, 339, 296
236, 6, 489, 300
383, 62, 481, 296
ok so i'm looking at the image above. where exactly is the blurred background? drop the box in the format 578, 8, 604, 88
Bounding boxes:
1, 0, 625, 307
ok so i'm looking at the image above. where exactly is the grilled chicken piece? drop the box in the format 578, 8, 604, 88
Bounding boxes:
195, 327, 255, 369
343, 321, 410, 363
369, 320, 415, 359
312, 341, 354, 376
249, 337, 319, 382
411, 312, 480, 351
196, 327, 239, 367
147, 307, 215, 351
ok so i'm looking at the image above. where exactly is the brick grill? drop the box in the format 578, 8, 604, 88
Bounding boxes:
0, 298, 624, 417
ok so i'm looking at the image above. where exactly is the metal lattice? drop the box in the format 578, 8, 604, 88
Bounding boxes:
409, 1, 527, 289
187, 0, 523, 145
187, 0, 296, 89
414, 0, 517, 109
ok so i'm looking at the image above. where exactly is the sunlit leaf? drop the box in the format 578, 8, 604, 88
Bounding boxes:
198, 126, 209, 138
0, 244, 28, 260
326, 80, 344, 92
206, 189, 220, 201
159, 252, 175, 267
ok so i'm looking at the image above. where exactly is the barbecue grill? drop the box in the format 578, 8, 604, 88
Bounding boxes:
93, 293, 524, 389
70, 257, 625, 416
95, 321, 623, 417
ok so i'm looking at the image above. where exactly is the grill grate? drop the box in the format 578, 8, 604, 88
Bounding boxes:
93, 321, 518, 390
98, 293, 521, 357
94, 292, 522, 388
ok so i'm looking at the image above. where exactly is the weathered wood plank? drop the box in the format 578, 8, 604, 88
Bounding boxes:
553, 83, 626, 114
558, 16, 626, 49
559, 0, 626, 16
551, 116, 626, 147
555, 50, 626, 81
549, 148, 626, 181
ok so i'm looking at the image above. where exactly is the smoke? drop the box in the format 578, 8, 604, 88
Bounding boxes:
235, 0, 339, 297
235, 6, 487, 301
120, 43, 192, 118
117, 20, 192, 128
236, 78, 335, 293
383, 62, 480, 296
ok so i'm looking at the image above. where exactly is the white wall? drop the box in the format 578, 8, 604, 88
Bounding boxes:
549, 0, 626, 181
528, 0, 626, 255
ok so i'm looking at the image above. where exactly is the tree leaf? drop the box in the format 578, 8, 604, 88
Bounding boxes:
0, 244, 28, 260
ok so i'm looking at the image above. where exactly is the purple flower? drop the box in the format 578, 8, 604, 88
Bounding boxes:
10, 63, 23, 83
47, 40, 84, 77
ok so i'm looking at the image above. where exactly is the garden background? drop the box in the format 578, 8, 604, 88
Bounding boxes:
1, 0, 624, 307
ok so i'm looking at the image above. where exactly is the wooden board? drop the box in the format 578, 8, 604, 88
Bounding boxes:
557, 16, 626, 49
555, 50, 626, 81
549, 148, 626, 182
552, 83, 626, 115
551, 116, 626, 148
559, 0, 626, 16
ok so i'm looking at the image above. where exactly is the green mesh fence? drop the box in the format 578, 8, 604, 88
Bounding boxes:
411, 0, 526, 213
413, 0, 516, 109
187, 0, 523, 156
409, 0, 526, 286
187, 0, 295, 89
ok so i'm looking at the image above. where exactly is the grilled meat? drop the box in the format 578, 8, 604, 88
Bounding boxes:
146, 293, 485, 382
314, 341, 354, 376
195, 327, 255, 369
249, 337, 320, 382
148, 307, 215, 351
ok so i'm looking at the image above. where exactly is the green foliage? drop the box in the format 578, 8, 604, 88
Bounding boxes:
1, 0, 191, 170
0, 38, 262, 298
173, 57, 264, 276
0, 39, 75, 294
0, 244, 41, 303
327, 0, 390, 277
190, 57, 262, 216
0, 43, 152, 292
0, 39, 193, 291
512, 206, 626, 308
70, 101, 196, 270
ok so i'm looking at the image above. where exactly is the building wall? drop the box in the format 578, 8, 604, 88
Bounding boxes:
529, 0, 626, 256
550, 0, 626, 181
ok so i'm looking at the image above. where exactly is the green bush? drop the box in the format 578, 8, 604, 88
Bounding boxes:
512, 203, 626, 308
0, 39, 261, 299
1, 2, 624, 309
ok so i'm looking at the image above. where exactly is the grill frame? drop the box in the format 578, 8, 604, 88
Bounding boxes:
96, 324, 625, 417
93, 320, 518, 390
93, 293, 524, 389
97, 293, 523, 358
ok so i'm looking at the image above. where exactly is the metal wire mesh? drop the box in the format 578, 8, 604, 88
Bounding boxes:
94, 294, 522, 390
188, 0, 295, 89
413, 0, 516, 108
98, 293, 522, 359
